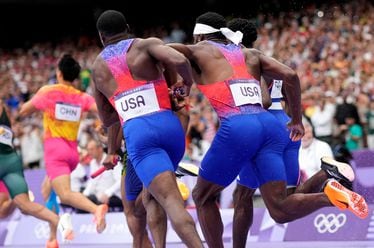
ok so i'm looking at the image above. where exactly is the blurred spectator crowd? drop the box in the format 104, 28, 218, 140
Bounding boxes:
0, 0, 373, 209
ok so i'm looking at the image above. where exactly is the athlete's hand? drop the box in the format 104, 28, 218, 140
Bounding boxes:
169, 83, 188, 111
102, 154, 118, 170
287, 121, 304, 142
172, 81, 190, 98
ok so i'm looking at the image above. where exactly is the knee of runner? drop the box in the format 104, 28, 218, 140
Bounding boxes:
268, 209, 290, 224
147, 212, 163, 226
123, 205, 134, 216
233, 188, 255, 205
191, 187, 203, 206
133, 208, 147, 219
192, 187, 215, 207
0, 205, 13, 218
234, 203, 253, 216
57, 191, 71, 204
14, 201, 28, 215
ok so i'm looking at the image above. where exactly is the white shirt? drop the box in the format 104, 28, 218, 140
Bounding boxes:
83, 154, 123, 199
70, 163, 89, 192
298, 138, 334, 179
310, 103, 336, 137
20, 128, 43, 164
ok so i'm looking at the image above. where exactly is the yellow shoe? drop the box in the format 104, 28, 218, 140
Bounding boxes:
324, 179, 369, 219
94, 204, 108, 233
177, 180, 190, 201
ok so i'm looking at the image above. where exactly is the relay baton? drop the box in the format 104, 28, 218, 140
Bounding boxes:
90, 157, 119, 179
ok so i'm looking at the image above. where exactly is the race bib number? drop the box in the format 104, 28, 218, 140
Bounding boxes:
55, 103, 82, 122
114, 84, 160, 122
229, 79, 262, 106
270, 79, 283, 98
0, 125, 13, 147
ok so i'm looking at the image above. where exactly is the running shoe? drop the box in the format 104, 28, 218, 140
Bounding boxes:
321, 156, 354, 190
324, 179, 368, 219
45, 239, 58, 248
177, 179, 190, 201
57, 213, 74, 241
94, 204, 108, 233
176, 162, 199, 177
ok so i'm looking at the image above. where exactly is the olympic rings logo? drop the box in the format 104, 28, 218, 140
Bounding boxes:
314, 213, 346, 233
34, 222, 50, 239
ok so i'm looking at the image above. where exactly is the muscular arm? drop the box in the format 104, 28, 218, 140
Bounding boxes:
147, 39, 195, 90
260, 77, 271, 109
107, 122, 123, 155
167, 43, 194, 60
244, 48, 303, 140
92, 57, 120, 128
250, 49, 302, 123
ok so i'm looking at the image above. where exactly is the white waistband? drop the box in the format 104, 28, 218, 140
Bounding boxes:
268, 101, 283, 110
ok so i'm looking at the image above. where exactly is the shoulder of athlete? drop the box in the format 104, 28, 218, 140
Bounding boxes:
243, 48, 263, 57
195, 40, 215, 50
92, 55, 106, 69
36, 84, 54, 93
242, 47, 261, 64
192, 41, 218, 57
135, 37, 164, 49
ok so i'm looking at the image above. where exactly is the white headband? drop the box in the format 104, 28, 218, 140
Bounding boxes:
193, 23, 243, 45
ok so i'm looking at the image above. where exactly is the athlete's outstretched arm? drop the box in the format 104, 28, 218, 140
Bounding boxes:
19, 100, 38, 117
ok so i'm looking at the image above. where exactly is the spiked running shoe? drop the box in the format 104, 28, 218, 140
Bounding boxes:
58, 213, 74, 241
46, 239, 58, 248
324, 179, 368, 219
321, 156, 354, 190
176, 162, 199, 177
94, 204, 108, 233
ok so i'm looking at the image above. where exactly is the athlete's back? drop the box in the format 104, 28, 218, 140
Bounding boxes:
93, 37, 193, 116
